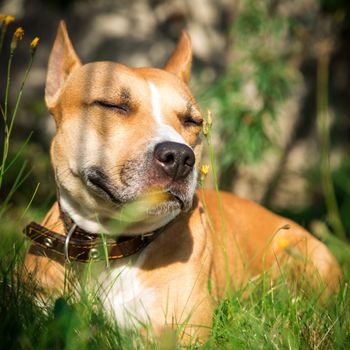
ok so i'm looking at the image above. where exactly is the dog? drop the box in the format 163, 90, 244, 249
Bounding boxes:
24, 21, 342, 343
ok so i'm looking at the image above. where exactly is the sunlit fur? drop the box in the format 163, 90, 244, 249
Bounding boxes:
51, 63, 202, 234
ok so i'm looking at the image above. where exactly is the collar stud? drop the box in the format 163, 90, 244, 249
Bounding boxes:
43, 237, 54, 248
89, 248, 100, 260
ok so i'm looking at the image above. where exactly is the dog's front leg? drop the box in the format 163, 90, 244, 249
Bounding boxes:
24, 252, 66, 302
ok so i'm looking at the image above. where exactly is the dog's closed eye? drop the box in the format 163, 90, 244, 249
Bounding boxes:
94, 100, 130, 115
182, 115, 203, 128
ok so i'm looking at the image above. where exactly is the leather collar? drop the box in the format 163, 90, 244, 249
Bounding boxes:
23, 208, 164, 263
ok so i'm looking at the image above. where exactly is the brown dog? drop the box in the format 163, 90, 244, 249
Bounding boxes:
24, 21, 341, 343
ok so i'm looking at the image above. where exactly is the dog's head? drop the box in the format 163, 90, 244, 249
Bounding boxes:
46, 21, 203, 233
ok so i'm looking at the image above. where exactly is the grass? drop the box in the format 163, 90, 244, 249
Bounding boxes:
1, 128, 348, 348
1, 220, 349, 349
2, 116, 350, 349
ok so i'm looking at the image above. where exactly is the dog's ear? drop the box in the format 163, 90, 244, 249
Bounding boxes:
164, 31, 192, 84
45, 21, 81, 111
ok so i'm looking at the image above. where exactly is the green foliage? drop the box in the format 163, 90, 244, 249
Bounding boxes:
205, 277, 350, 349
202, 0, 298, 173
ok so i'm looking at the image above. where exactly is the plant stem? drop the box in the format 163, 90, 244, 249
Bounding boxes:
0, 25, 7, 59
0, 52, 34, 192
9, 55, 34, 135
207, 123, 226, 234
204, 117, 236, 294
3, 47, 14, 122
0, 47, 14, 191
316, 54, 347, 241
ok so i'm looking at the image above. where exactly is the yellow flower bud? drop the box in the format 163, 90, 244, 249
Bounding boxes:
200, 164, 209, 176
30, 36, 39, 54
11, 27, 24, 50
14, 26, 24, 40
207, 110, 213, 126
30, 36, 39, 49
202, 121, 209, 136
3, 15, 15, 26
200, 164, 210, 183
277, 237, 289, 250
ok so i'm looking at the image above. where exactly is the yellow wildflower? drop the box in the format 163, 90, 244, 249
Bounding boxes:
200, 164, 209, 176
277, 237, 289, 250
200, 164, 210, 183
30, 36, 39, 54
14, 27, 24, 40
3, 15, 15, 26
30, 36, 39, 49
11, 27, 24, 50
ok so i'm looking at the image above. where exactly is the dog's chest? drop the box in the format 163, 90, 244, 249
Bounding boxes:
97, 253, 155, 327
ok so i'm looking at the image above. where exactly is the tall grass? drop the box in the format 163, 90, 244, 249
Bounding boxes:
0, 19, 39, 218
316, 40, 347, 241
1, 251, 349, 349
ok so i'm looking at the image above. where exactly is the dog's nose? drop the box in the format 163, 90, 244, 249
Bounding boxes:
154, 141, 195, 180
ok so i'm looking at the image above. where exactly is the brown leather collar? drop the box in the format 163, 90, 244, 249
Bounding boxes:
24, 216, 162, 263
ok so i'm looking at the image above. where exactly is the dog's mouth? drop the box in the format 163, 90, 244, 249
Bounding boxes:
166, 191, 184, 210
84, 167, 121, 205
82, 167, 188, 212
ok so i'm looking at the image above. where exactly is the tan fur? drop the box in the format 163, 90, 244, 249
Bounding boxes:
24, 21, 342, 344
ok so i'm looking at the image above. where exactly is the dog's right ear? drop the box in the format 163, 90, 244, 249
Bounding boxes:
164, 31, 192, 84
45, 21, 81, 111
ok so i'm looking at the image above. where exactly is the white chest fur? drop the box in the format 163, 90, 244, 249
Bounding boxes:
97, 251, 155, 328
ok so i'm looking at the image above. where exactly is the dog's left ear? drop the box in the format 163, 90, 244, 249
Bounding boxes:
45, 21, 81, 111
164, 31, 192, 84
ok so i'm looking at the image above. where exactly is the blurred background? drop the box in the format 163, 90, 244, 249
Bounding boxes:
1, 0, 349, 244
